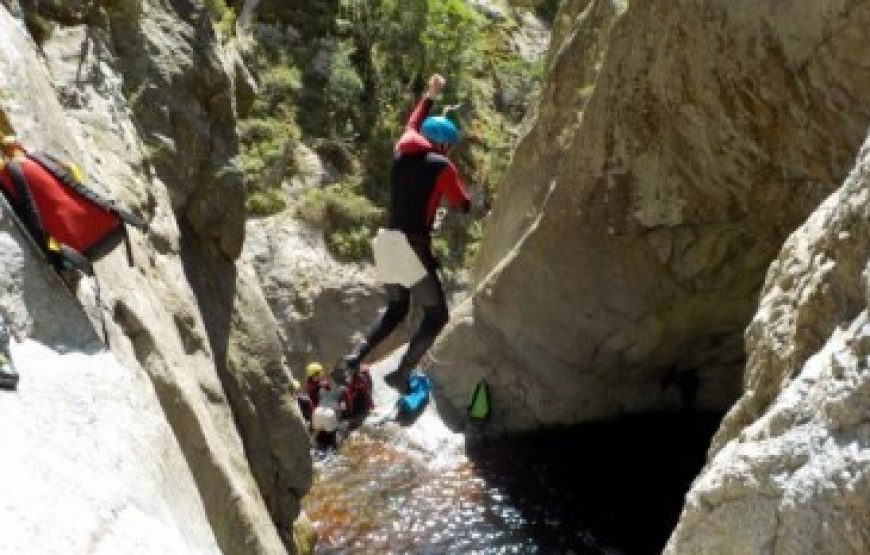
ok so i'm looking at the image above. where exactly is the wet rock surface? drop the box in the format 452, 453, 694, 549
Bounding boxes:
666, 135, 870, 555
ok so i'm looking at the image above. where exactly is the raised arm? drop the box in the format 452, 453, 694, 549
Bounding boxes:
405, 74, 447, 131
405, 97, 433, 132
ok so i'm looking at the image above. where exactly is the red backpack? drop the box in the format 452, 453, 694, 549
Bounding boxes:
341, 365, 374, 418
0, 152, 146, 274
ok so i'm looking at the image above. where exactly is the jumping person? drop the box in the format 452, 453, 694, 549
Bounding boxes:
337, 74, 471, 393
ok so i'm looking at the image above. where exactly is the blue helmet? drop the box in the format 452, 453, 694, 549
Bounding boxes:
421, 116, 460, 147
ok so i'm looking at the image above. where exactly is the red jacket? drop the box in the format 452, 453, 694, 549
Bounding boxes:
389, 97, 470, 236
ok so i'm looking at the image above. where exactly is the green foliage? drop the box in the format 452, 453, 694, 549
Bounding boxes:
493, 56, 544, 118
431, 235, 451, 263
258, 65, 303, 113
335, 0, 487, 229
296, 183, 384, 260
297, 183, 383, 229
462, 218, 484, 267
419, 0, 482, 86
238, 58, 304, 204
255, 0, 338, 37
247, 188, 287, 216
238, 28, 310, 210
324, 42, 365, 136
340, 0, 482, 135
204, 0, 237, 39
327, 226, 373, 261
240, 2, 543, 271
239, 117, 299, 195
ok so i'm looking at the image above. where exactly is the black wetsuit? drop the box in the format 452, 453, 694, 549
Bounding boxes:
352, 96, 470, 372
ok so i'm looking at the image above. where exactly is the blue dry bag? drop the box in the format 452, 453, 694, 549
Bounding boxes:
398, 373, 431, 417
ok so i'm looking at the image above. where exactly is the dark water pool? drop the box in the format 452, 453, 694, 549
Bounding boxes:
303, 411, 723, 554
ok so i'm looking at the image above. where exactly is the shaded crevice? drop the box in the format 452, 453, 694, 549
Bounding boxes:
174, 311, 208, 355
467, 411, 725, 554
178, 225, 311, 551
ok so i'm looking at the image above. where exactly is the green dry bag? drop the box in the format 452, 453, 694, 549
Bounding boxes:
468, 379, 491, 421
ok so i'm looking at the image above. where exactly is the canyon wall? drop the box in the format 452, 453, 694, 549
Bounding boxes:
0, 3, 312, 552
433, 0, 870, 431
666, 133, 870, 555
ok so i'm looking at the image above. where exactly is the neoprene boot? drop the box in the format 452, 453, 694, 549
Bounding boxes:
384, 359, 413, 394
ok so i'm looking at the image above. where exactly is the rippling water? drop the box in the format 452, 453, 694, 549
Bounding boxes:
303, 412, 723, 554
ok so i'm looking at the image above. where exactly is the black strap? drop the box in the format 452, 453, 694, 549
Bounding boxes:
5, 159, 49, 250
6, 158, 61, 268
122, 224, 135, 267
59, 244, 94, 276
92, 272, 110, 347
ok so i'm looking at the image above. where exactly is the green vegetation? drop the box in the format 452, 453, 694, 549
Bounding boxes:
239, 56, 303, 215
204, 0, 237, 39
297, 182, 384, 260
240, 1, 546, 268
337, 0, 483, 202
248, 188, 287, 216
323, 42, 365, 136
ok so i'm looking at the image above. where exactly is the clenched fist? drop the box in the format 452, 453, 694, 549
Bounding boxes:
427, 74, 446, 97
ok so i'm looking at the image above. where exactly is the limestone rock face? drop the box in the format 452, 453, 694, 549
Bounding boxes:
179, 234, 313, 539
0, 253, 221, 555
0, 133, 218, 554
0, 0, 20, 17
1, 4, 311, 553
102, 1, 247, 259
244, 215, 404, 375
433, 0, 870, 431
665, 135, 870, 555
0, 230, 220, 553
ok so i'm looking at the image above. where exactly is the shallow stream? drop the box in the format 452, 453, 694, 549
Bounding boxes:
303, 411, 723, 554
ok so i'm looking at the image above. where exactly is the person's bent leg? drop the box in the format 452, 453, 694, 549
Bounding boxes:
399, 271, 448, 373
345, 284, 410, 369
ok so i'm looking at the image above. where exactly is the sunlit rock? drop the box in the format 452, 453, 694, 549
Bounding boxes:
434, 0, 870, 431
666, 134, 870, 555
